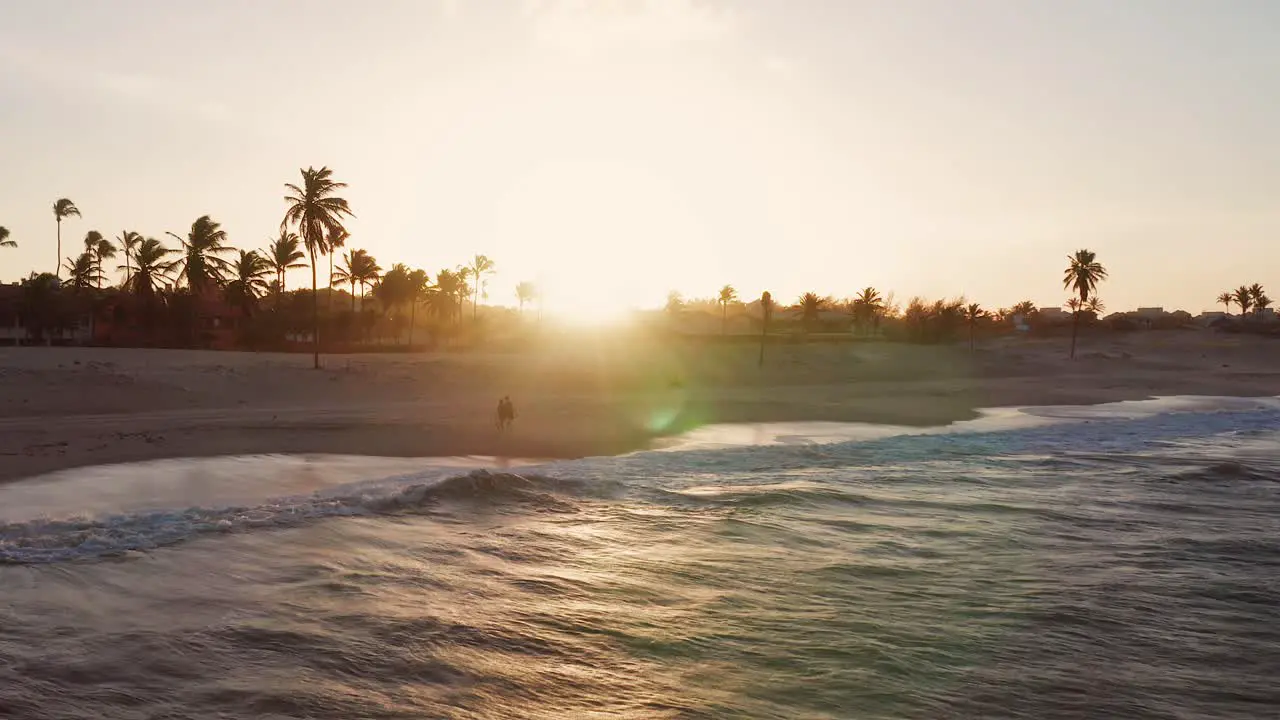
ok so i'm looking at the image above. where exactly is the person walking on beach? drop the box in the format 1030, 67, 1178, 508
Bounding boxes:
496, 396, 517, 431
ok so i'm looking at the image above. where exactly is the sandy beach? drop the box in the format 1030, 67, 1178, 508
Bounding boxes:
2, 329, 1278, 483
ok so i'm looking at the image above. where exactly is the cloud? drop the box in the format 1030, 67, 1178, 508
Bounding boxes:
522, 0, 739, 56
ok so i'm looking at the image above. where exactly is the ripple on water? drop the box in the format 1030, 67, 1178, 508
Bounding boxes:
1, 401, 1280, 718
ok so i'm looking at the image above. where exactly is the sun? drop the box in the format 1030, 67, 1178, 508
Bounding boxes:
540, 280, 641, 327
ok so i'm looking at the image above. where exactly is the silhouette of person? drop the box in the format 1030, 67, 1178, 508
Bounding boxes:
496, 397, 507, 431
502, 396, 516, 430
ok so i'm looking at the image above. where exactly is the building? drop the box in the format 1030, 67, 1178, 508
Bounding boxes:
0, 281, 95, 346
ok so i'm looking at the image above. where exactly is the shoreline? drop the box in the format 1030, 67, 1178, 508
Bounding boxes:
6, 387, 1280, 485
4, 336, 1280, 483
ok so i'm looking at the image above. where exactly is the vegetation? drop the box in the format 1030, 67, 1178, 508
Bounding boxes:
52, 199, 80, 279
331, 249, 380, 313
14, 170, 1276, 356
115, 230, 141, 285
850, 287, 883, 335
758, 290, 773, 366
267, 230, 306, 295
123, 237, 176, 298
170, 216, 234, 293
226, 250, 272, 313
717, 285, 737, 335
282, 166, 353, 369
1, 227, 14, 279
464, 254, 495, 320
1063, 249, 1108, 359
1248, 284, 1271, 318
515, 281, 537, 315
83, 231, 116, 289
797, 292, 826, 333
63, 252, 101, 289
963, 303, 987, 351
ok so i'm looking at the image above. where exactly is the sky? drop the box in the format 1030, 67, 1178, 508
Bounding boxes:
1, 0, 1277, 316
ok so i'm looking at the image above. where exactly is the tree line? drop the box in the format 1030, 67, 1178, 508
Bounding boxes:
0, 168, 540, 366
8, 179, 1266, 361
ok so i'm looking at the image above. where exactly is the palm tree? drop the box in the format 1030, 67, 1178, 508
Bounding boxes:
1217, 292, 1235, 315
797, 292, 826, 333
1085, 296, 1105, 319
52, 198, 80, 279
963, 302, 987, 352
330, 249, 360, 313
83, 231, 116, 289
717, 284, 737, 335
169, 215, 234, 293
226, 249, 272, 314
851, 287, 883, 335
1063, 249, 1107, 359
19, 272, 69, 344
1232, 285, 1253, 320
407, 268, 430, 347
63, 252, 100, 289
758, 290, 773, 367
1011, 300, 1037, 318
266, 230, 306, 295
353, 249, 381, 303
282, 166, 353, 369
122, 237, 176, 297
433, 269, 466, 325
115, 230, 141, 287
665, 290, 685, 319
1248, 284, 1270, 319
515, 281, 537, 315
465, 254, 495, 320
325, 227, 349, 311
0, 226, 13, 282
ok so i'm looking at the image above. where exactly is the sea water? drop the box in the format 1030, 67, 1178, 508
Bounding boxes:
2, 397, 1278, 718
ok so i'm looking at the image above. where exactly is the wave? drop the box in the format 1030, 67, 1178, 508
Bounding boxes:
0, 470, 583, 565
6, 398, 1280, 565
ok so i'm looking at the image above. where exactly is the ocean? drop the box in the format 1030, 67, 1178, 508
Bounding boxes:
2, 397, 1279, 719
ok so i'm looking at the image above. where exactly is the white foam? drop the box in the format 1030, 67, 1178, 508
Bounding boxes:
3, 396, 1278, 564
653, 396, 1280, 452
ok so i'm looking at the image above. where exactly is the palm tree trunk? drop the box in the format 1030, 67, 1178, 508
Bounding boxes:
310, 252, 320, 369
350, 280, 356, 313
758, 317, 768, 367
408, 300, 417, 348
473, 283, 479, 320
55, 218, 61, 280
722, 303, 727, 335
1069, 310, 1079, 359
328, 254, 334, 312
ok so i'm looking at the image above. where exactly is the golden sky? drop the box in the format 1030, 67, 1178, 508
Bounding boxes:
1, 1, 1276, 316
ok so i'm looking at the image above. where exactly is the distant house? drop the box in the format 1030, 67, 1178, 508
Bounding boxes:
1037, 307, 1068, 320
1136, 307, 1165, 318
93, 289, 243, 349
0, 282, 95, 346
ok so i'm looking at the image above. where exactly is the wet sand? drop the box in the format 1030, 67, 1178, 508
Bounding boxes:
3, 330, 1278, 482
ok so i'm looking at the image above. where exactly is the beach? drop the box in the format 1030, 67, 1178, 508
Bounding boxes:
3, 330, 1278, 483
